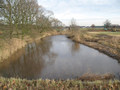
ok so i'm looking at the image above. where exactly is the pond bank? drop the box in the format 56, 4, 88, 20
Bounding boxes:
67, 31, 120, 62
0, 31, 66, 62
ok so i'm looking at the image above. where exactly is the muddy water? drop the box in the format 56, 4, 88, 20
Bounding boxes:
0, 35, 120, 80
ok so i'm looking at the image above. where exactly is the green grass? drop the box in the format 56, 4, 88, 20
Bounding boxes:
89, 31, 120, 36
98, 32, 120, 35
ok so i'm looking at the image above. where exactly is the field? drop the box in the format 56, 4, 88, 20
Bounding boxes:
89, 31, 120, 37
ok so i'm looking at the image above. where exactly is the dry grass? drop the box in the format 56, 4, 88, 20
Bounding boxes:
79, 73, 114, 81
0, 77, 119, 90
67, 30, 120, 61
0, 30, 62, 62
0, 38, 26, 62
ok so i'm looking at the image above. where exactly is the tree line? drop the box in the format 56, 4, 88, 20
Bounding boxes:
0, 0, 63, 38
69, 18, 119, 32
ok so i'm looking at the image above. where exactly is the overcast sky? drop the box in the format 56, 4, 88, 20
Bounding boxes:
38, 0, 120, 26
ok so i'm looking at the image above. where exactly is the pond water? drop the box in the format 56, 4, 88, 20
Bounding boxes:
0, 35, 120, 80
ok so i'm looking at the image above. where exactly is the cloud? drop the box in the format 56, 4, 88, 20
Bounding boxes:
38, 0, 120, 26
82, 0, 110, 5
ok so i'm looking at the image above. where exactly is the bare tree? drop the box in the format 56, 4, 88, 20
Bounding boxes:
91, 24, 95, 30
104, 20, 111, 30
91, 24, 95, 28
0, 0, 16, 38
51, 18, 63, 31
0, 0, 63, 38
70, 18, 78, 31
70, 18, 76, 27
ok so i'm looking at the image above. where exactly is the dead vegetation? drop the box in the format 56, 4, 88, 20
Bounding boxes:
67, 30, 120, 61
0, 30, 62, 62
0, 77, 120, 90
78, 73, 114, 81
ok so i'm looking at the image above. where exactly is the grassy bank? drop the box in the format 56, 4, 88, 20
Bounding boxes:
0, 30, 66, 62
67, 30, 120, 61
0, 77, 119, 90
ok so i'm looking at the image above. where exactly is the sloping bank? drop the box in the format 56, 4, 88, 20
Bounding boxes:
67, 31, 120, 62
0, 31, 64, 62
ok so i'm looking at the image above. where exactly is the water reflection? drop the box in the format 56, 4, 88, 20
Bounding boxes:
0, 38, 57, 79
72, 42, 80, 53
0, 35, 120, 80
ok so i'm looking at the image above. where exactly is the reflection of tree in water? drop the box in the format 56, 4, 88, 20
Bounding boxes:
71, 42, 80, 53
0, 37, 57, 79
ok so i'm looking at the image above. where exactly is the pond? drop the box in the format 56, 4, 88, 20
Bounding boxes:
0, 35, 120, 80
